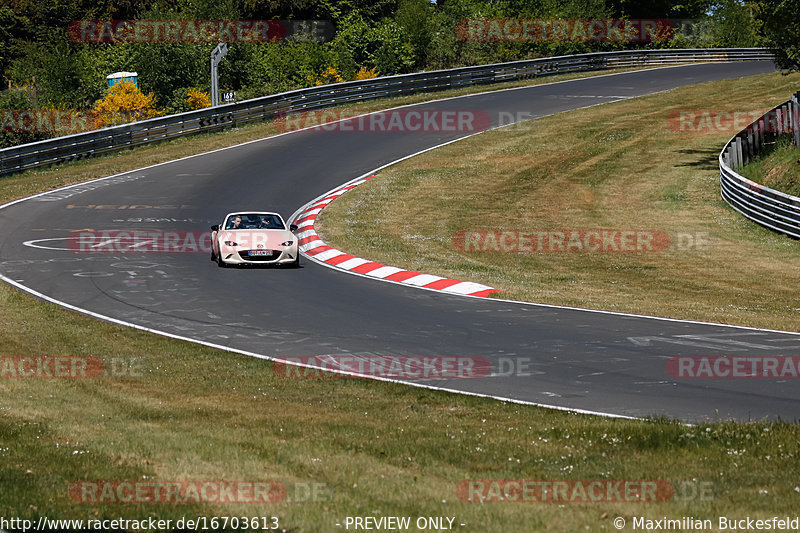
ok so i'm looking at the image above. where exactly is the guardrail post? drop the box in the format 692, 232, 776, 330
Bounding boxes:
738, 135, 747, 165
742, 135, 749, 166
791, 93, 800, 147
755, 122, 761, 150
786, 104, 791, 135
737, 135, 744, 165
766, 110, 776, 144
783, 104, 790, 133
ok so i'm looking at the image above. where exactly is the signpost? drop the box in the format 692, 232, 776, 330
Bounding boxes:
210, 43, 228, 107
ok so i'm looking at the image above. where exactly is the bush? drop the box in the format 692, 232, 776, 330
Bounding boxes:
186, 88, 210, 110
353, 67, 379, 80
92, 82, 161, 128
308, 66, 345, 86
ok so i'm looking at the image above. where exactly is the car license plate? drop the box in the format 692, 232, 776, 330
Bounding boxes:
248, 250, 272, 256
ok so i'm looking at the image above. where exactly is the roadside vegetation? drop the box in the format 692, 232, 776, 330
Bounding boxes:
0, 66, 660, 204
1, 280, 800, 531
738, 134, 800, 197
0, 0, 774, 149
0, 67, 799, 531
317, 71, 800, 332
1, 68, 799, 531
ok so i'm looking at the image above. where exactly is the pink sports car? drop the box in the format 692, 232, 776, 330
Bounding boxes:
210, 211, 299, 267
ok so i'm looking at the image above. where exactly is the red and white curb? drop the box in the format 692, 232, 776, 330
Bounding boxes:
293, 175, 498, 298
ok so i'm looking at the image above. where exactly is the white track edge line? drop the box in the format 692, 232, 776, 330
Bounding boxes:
0, 62, 790, 423
289, 78, 800, 336
0, 271, 637, 420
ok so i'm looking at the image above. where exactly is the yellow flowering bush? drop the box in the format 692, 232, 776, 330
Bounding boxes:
308, 67, 345, 86
186, 88, 211, 110
92, 82, 161, 128
353, 67, 379, 80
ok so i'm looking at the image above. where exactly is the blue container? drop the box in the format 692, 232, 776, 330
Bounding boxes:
106, 72, 139, 88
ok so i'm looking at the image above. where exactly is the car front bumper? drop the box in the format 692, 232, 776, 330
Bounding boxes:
219, 247, 298, 265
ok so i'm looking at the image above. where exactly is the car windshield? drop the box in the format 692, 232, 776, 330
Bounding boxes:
225, 213, 285, 230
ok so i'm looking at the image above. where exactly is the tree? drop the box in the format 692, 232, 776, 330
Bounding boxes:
754, 0, 800, 70
704, 0, 761, 47
606, 0, 713, 18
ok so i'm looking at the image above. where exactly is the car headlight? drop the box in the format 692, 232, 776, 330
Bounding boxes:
223, 241, 238, 246
281, 240, 294, 247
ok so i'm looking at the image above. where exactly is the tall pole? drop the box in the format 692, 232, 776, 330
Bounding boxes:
210, 43, 229, 107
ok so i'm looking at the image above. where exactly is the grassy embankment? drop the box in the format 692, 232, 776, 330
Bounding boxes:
318, 71, 800, 332
1, 67, 799, 532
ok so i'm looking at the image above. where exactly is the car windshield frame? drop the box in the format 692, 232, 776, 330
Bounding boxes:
224, 213, 286, 230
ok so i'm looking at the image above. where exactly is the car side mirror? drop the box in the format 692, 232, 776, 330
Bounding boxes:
290, 224, 298, 232
211, 225, 219, 231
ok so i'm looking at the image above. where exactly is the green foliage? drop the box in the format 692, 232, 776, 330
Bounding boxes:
99, 42, 211, 108
0, 87, 48, 148
373, 21, 416, 75
662, 18, 716, 48
708, 0, 761, 47
0, 0, 788, 148
247, 42, 310, 94
163, 86, 210, 114
607, 0, 713, 18
662, 1, 761, 50
755, 0, 800, 70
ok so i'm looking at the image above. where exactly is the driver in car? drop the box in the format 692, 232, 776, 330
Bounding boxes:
228, 215, 243, 229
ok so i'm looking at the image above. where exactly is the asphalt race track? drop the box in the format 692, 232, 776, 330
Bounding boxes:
2, 61, 799, 422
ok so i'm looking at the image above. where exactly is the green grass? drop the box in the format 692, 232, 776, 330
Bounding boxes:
2, 287, 800, 531
317, 70, 800, 332
739, 134, 800, 197
2, 66, 800, 532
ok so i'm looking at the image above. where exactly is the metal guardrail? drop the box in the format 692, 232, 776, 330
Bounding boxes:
719, 91, 800, 239
0, 48, 774, 177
